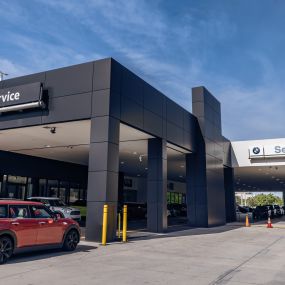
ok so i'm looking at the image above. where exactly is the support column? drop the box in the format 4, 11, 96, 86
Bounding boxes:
147, 138, 167, 232
186, 146, 208, 227
224, 167, 236, 222
85, 116, 120, 242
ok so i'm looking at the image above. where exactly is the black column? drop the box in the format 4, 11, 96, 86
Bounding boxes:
186, 130, 208, 227
191, 87, 226, 227
224, 167, 236, 222
85, 116, 120, 242
147, 138, 167, 232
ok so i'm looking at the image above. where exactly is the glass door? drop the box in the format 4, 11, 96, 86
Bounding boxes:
6, 183, 26, 199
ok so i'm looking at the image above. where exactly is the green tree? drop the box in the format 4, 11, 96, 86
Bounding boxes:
247, 193, 283, 207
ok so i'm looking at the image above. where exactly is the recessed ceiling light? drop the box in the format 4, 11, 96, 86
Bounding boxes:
137, 174, 141, 177
133, 152, 137, 155
45, 145, 51, 148
179, 175, 183, 178
120, 161, 125, 165
180, 165, 185, 168
145, 167, 148, 170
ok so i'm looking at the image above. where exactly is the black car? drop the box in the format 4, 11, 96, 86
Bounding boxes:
167, 203, 187, 217
253, 205, 269, 220
118, 203, 147, 220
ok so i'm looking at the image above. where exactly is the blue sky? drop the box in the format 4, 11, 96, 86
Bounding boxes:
0, 0, 285, 141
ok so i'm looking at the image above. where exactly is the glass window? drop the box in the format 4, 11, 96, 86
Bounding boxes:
174, 193, 179, 203
59, 181, 69, 203
182, 194, 186, 204
70, 188, 79, 203
178, 194, 182, 204
80, 188, 87, 200
0, 206, 7, 218
39, 179, 47, 196
170, 193, 175, 204
7, 176, 27, 184
30, 205, 51, 219
26, 178, 33, 198
167, 192, 171, 204
9, 205, 30, 219
47, 180, 58, 197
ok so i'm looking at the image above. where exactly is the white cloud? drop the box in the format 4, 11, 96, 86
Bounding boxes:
0, 58, 31, 78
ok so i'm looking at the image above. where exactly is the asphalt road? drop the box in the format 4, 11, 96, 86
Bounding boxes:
1, 224, 285, 285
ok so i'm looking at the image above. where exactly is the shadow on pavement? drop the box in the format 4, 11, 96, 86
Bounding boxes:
124, 218, 244, 242
7, 244, 97, 264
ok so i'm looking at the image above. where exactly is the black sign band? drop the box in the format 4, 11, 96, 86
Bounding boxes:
0, 82, 46, 113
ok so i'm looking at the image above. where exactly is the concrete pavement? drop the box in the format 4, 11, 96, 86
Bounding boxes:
0, 225, 285, 285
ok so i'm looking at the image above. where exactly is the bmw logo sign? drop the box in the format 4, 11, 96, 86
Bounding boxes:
252, 147, 261, 154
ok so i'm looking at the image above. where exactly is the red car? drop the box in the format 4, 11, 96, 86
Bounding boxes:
0, 200, 80, 264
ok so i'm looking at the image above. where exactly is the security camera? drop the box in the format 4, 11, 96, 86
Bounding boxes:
50, 127, 56, 134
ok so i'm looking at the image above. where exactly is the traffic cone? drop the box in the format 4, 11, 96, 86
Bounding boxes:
245, 214, 250, 227
267, 217, 273, 228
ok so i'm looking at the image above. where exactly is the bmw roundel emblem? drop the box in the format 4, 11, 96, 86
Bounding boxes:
252, 147, 260, 154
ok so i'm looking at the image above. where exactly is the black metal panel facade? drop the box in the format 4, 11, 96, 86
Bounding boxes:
0, 58, 233, 240
191, 86, 226, 227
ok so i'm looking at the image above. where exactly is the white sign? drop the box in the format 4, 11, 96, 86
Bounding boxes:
0, 91, 20, 103
249, 145, 285, 158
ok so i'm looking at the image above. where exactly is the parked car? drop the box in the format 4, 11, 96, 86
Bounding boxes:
167, 203, 187, 217
27, 197, 81, 222
0, 200, 80, 264
236, 205, 253, 221
243, 206, 254, 213
253, 205, 270, 220
118, 203, 147, 220
264, 205, 275, 218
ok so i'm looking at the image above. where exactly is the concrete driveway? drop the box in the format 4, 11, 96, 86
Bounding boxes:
1, 225, 285, 285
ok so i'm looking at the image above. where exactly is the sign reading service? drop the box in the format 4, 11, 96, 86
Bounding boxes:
0, 82, 42, 108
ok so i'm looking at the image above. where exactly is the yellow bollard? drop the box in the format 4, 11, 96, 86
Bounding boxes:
122, 205, 127, 242
245, 213, 250, 227
118, 212, 121, 239
101, 204, 108, 245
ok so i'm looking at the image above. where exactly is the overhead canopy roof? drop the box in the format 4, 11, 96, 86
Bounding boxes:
232, 138, 285, 192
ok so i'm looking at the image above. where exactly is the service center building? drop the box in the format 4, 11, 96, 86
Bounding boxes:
0, 58, 235, 241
